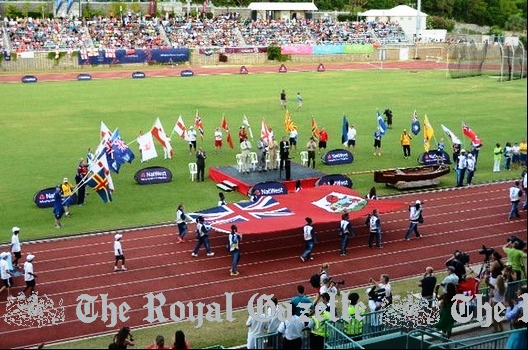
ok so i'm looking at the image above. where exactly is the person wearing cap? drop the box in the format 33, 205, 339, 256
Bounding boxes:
404, 200, 423, 241
399, 129, 412, 159
228, 225, 241, 276
508, 180, 523, 220
456, 149, 467, 187
20, 254, 37, 297
0, 252, 14, 297
61, 177, 74, 217
466, 153, 476, 185
114, 234, 126, 271
186, 126, 197, 155
10, 227, 22, 268
440, 265, 459, 293
191, 216, 215, 257
53, 185, 65, 229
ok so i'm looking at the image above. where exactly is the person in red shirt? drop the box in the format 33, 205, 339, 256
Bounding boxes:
146, 335, 170, 349
238, 126, 248, 143
318, 127, 329, 153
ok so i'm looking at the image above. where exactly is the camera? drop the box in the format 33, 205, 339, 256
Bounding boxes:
331, 279, 345, 286
454, 250, 470, 265
507, 235, 526, 249
368, 287, 386, 303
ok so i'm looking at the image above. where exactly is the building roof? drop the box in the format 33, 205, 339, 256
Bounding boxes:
358, 5, 426, 17
248, 2, 318, 11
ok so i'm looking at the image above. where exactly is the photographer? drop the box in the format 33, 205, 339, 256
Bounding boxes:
418, 267, 437, 305
369, 274, 392, 306
320, 277, 340, 295
113, 326, 135, 349
445, 251, 468, 281
502, 238, 527, 281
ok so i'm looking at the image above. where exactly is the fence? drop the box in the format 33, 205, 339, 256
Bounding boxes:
429, 329, 525, 349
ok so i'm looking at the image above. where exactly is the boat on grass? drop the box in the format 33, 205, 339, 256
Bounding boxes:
374, 165, 451, 184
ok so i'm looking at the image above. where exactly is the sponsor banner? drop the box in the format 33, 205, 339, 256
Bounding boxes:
132, 71, 146, 79
33, 187, 78, 208
418, 150, 452, 165
3, 50, 11, 61
321, 149, 354, 165
180, 70, 194, 77
18, 51, 35, 59
312, 191, 366, 213
281, 45, 313, 55
314, 45, 344, 55
317, 63, 326, 72
198, 47, 267, 55
134, 167, 173, 185
77, 73, 92, 81
249, 181, 288, 197
21, 75, 38, 83
343, 44, 374, 54
78, 48, 189, 65
315, 174, 353, 188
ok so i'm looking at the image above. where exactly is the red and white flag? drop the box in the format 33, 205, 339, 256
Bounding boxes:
462, 123, 482, 147
261, 118, 273, 144
151, 118, 174, 158
195, 110, 204, 141
101, 121, 112, 140
174, 115, 186, 139
221, 115, 234, 149
137, 131, 158, 162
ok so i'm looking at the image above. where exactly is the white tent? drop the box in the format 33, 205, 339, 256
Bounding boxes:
358, 5, 427, 39
247, 2, 318, 20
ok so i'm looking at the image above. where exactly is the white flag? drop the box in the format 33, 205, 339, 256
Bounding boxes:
242, 115, 254, 139
174, 115, 186, 139
151, 118, 174, 159
100, 121, 112, 140
137, 131, 158, 162
441, 124, 461, 145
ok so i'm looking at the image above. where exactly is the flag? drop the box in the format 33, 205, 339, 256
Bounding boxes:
101, 121, 112, 140
55, 0, 63, 14
221, 115, 235, 149
151, 118, 174, 158
423, 115, 434, 152
137, 131, 158, 162
376, 109, 387, 135
261, 118, 273, 144
311, 118, 319, 141
441, 124, 461, 145
109, 129, 136, 172
86, 169, 112, 203
462, 123, 483, 147
66, 0, 74, 13
195, 110, 204, 141
242, 115, 254, 139
411, 110, 421, 136
284, 109, 296, 132
341, 115, 349, 145
89, 152, 115, 192
174, 115, 186, 139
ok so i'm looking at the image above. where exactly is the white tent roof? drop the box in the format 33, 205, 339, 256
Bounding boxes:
358, 5, 426, 17
248, 2, 318, 11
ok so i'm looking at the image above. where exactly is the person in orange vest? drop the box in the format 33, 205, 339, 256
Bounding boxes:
400, 129, 412, 159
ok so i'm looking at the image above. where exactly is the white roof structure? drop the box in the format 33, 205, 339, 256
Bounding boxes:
358, 5, 426, 18
248, 2, 318, 11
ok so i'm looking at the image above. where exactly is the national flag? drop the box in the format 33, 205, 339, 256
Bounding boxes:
284, 109, 296, 132
261, 118, 273, 144
55, 0, 63, 14
311, 118, 319, 141
109, 129, 136, 172
423, 115, 434, 152
66, 0, 74, 13
174, 116, 186, 139
101, 121, 112, 140
221, 115, 235, 149
151, 118, 174, 158
89, 152, 115, 192
341, 115, 349, 145
376, 109, 387, 135
242, 115, 254, 139
195, 110, 204, 141
86, 169, 112, 203
411, 110, 421, 136
462, 123, 483, 147
440, 124, 461, 145
137, 131, 158, 162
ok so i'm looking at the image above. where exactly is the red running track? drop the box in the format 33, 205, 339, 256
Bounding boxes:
0, 181, 525, 348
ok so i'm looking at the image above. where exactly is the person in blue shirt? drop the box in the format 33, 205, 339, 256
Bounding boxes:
53, 185, 65, 229
373, 128, 382, 156
290, 285, 313, 317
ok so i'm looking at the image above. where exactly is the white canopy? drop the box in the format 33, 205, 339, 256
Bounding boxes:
248, 2, 318, 11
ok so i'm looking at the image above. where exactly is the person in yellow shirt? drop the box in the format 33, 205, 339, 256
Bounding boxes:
61, 178, 74, 217
400, 129, 412, 159
519, 139, 527, 167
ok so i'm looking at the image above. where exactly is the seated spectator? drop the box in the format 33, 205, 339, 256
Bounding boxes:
146, 335, 170, 349
369, 274, 392, 306
440, 266, 459, 293
172, 330, 189, 350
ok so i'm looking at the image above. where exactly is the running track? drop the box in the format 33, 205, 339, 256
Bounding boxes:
0, 181, 525, 348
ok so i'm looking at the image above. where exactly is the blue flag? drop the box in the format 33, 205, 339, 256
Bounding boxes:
376, 109, 387, 135
411, 110, 421, 136
66, 0, 74, 13
55, 0, 63, 14
341, 115, 349, 144
87, 169, 112, 203
108, 129, 136, 173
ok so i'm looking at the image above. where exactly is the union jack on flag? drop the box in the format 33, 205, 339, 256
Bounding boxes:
189, 196, 294, 230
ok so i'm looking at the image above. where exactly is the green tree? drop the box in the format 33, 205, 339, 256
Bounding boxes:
504, 13, 527, 31
365, 0, 398, 10
467, 0, 488, 25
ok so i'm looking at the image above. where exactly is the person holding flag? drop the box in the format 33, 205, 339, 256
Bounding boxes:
423, 115, 434, 153
411, 110, 421, 136
400, 129, 412, 159
373, 127, 383, 156
186, 126, 197, 155
318, 127, 329, 153
214, 127, 223, 152
53, 185, 65, 229
61, 178, 74, 217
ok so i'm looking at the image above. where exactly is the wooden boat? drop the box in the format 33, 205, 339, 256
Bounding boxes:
374, 165, 451, 184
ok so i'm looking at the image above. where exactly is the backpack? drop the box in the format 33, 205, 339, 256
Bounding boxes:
310, 273, 321, 289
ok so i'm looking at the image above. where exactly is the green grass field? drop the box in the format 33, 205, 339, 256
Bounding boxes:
0, 69, 526, 243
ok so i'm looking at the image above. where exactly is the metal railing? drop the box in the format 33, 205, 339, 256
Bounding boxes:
429, 329, 525, 349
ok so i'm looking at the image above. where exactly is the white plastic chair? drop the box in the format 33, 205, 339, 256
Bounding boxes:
236, 154, 244, 173
265, 152, 271, 170
188, 163, 198, 181
300, 151, 309, 166
250, 152, 258, 171
276, 151, 281, 169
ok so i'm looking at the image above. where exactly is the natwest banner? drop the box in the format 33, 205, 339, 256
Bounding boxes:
134, 167, 173, 185
321, 149, 354, 165
316, 174, 353, 188
249, 181, 288, 197
78, 48, 189, 65
34, 187, 78, 208
418, 150, 452, 165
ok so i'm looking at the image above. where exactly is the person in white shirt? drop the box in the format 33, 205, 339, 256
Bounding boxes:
466, 153, 476, 185
186, 127, 197, 155
369, 274, 392, 306
347, 125, 357, 152
277, 314, 305, 349
10, 226, 22, 269
246, 313, 268, 349
214, 128, 223, 152
289, 128, 298, 152
523, 171, 527, 210
456, 149, 467, 187
240, 139, 252, 173
20, 254, 37, 297
508, 180, 523, 220
0, 252, 14, 297
114, 234, 126, 271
